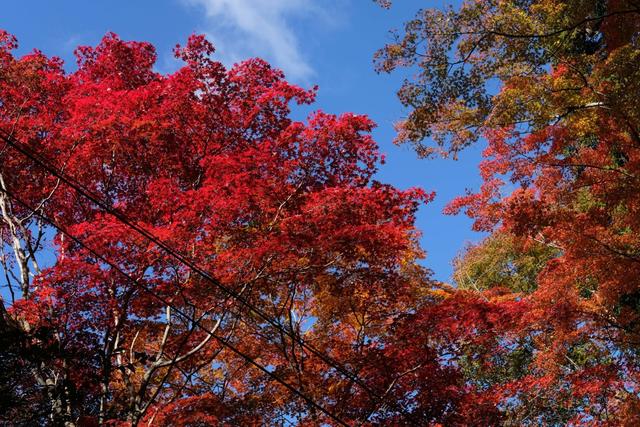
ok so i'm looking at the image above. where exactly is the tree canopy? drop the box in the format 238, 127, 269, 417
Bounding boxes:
0, 31, 469, 426
377, 0, 640, 424
2, 0, 640, 424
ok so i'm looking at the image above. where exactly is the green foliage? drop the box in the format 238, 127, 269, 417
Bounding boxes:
453, 232, 558, 294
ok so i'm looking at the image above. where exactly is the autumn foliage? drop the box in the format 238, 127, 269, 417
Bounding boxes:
0, 30, 455, 426
2, 0, 640, 425
377, 0, 640, 424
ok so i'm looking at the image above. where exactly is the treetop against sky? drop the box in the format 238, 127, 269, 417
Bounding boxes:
0, 0, 480, 283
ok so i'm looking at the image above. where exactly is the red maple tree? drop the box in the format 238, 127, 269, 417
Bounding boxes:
0, 31, 480, 426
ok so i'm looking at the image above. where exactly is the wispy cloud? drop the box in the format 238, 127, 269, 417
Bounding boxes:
183, 0, 333, 82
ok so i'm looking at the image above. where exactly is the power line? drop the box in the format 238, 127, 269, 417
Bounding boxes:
0, 129, 398, 410
0, 182, 350, 427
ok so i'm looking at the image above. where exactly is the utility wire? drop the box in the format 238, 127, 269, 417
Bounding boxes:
0, 182, 350, 427
0, 129, 399, 411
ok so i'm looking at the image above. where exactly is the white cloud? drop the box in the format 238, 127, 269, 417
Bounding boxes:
183, 0, 330, 82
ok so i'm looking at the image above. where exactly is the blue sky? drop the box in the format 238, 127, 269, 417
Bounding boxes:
1, 0, 483, 282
